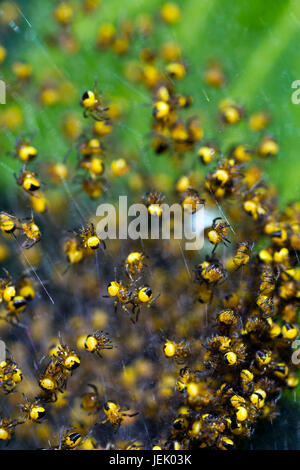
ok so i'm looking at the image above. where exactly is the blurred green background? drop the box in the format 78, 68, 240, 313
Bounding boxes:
0, 0, 300, 205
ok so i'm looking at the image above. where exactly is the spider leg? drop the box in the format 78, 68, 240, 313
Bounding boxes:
123, 412, 139, 417
212, 217, 222, 226
87, 384, 99, 394
149, 293, 160, 304
122, 304, 135, 324
211, 244, 218, 255
135, 306, 140, 323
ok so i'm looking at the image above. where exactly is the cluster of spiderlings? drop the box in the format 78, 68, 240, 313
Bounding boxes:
105, 251, 159, 324
63, 222, 105, 265
38, 341, 81, 403
0, 211, 41, 249
165, 202, 300, 450
0, 0, 299, 451
0, 357, 23, 393
0, 270, 35, 324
